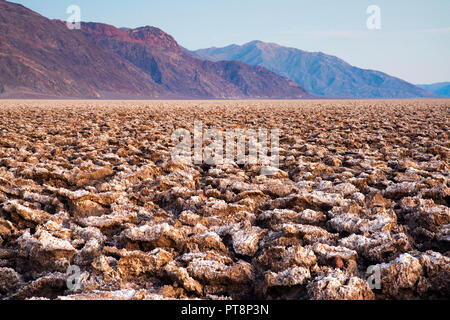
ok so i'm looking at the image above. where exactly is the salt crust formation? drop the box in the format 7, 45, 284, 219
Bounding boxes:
0, 100, 448, 300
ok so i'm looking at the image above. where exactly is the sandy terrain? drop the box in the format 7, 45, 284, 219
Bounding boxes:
0, 99, 448, 300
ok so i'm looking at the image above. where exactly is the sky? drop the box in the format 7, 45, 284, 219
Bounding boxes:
11, 0, 450, 84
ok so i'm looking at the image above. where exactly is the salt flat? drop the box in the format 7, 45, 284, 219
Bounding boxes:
0, 99, 448, 300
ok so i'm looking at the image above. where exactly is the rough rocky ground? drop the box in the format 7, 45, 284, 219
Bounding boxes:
0, 99, 448, 300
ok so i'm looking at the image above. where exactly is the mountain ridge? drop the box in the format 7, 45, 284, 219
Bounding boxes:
190, 41, 436, 99
0, 0, 308, 99
79, 21, 309, 99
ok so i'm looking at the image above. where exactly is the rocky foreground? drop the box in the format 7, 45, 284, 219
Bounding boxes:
0, 100, 449, 300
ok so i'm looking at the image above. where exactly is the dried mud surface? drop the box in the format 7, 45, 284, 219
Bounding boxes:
0, 99, 449, 300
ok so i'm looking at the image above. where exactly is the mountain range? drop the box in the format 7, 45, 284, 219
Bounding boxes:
417, 82, 450, 97
79, 22, 308, 99
0, 0, 307, 99
0, 0, 441, 99
189, 41, 435, 99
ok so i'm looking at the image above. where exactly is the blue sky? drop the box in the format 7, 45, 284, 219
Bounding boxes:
12, 0, 450, 84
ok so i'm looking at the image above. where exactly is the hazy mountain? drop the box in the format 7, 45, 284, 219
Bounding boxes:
190, 40, 435, 99
417, 82, 450, 97
0, 1, 308, 99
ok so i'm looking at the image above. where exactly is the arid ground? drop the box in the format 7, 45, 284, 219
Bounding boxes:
0, 99, 449, 300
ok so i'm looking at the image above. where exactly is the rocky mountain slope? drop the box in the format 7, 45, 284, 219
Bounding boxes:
0, 0, 163, 99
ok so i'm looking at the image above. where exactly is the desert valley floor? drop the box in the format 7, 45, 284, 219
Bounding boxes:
0, 99, 449, 300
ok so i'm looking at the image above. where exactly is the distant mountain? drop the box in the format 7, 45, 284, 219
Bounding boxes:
417, 82, 450, 97
0, 1, 308, 99
190, 41, 435, 99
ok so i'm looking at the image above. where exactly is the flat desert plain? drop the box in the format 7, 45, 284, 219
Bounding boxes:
0, 99, 449, 300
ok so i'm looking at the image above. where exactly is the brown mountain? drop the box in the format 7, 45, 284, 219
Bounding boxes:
0, 0, 309, 99
80, 22, 309, 99
0, 0, 164, 99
